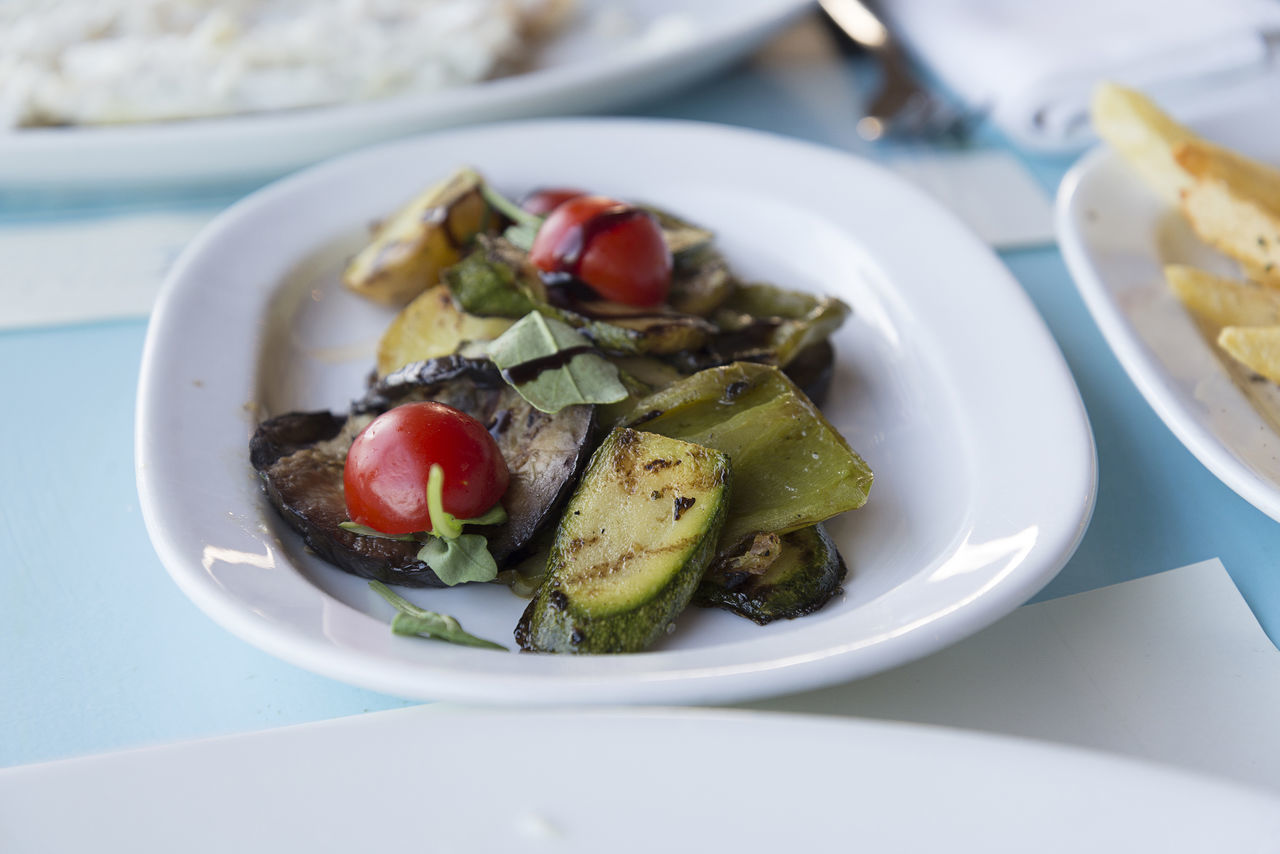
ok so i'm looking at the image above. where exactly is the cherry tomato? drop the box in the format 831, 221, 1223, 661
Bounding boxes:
343, 401, 509, 534
528, 195, 672, 307
520, 187, 585, 217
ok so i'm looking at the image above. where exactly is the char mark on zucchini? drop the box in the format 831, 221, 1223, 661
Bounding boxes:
516, 428, 731, 654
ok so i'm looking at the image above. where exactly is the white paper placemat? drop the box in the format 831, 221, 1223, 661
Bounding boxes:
747, 558, 1280, 793
0, 209, 214, 330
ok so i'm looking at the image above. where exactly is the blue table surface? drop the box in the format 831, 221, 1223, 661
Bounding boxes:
4, 27, 1279, 770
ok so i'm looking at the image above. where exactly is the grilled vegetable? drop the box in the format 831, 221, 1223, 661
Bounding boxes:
445, 241, 714, 355
686, 283, 850, 370
367, 358, 597, 562
251, 356, 595, 585
627, 362, 871, 549
696, 524, 846, 624
782, 339, 836, 408
516, 428, 730, 653
376, 285, 514, 377
566, 298, 716, 355
344, 168, 493, 306
667, 244, 734, 316
642, 204, 714, 256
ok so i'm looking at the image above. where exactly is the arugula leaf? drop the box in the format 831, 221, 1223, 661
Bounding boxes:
369, 581, 507, 650
341, 503, 507, 544
487, 312, 628, 413
416, 533, 500, 585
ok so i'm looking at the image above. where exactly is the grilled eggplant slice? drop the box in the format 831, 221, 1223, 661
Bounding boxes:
696, 524, 846, 624
516, 428, 730, 653
250, 409, 435, 584
251, 356, 595, 586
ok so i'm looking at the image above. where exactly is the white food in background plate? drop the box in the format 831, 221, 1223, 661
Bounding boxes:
0, 0, 570, 127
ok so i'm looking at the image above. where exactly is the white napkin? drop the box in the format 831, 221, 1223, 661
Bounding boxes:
0, 209, 214, 330
880, 0, 1280, 151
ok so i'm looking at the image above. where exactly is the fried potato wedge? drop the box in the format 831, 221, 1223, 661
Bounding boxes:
1218, 326, 1280, 384
376, 285, 514, 377
1176, 140, 1280, 286
344, 168, 491, 306
1089, 82, 1199, 205
1165, 264, 1280, 328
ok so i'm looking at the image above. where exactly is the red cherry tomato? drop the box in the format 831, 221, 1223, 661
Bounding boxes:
520, 187, 585, 217
529, 195, 672, 307
343, 402, 509, 535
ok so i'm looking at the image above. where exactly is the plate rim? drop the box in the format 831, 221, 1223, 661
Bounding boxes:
6, 707, 1279, 849
136, 116, 1097, 704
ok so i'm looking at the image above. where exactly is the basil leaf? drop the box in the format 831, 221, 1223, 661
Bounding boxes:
368, 581, 507, 650
416, 533, 500, 586
390, 613, 507, 650
487, 312, 628, 413
341, 504, 507, 545
465, 504, 508, 526
444, 250, 539, 318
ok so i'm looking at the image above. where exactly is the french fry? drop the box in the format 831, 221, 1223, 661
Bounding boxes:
1218, 326, 1280, 384
1176, 140, 1280, 285
1089, 82, 1199, 205
1239, 258, 1280, 288
1164, 264, 1280, 328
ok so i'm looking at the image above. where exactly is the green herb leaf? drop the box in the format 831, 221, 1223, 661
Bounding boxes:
487, 312, 628, 413
369, 581, 507, 650
444, 249, 539, 318
479, 182, 543, 230
465, 504, 509, 526
503, 222, 539, 252
416, 533, 501, 586
337, 522, 417, 542
424, 464, 463, 540
342, 503, 507, 546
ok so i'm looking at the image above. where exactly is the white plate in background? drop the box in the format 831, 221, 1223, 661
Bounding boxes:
4, 708, 1276, 852
1057, 106, 1280, 523
0, 0, 807, 187
136, 118, 1095, 704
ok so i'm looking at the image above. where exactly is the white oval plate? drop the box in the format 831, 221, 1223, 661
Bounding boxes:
136, 118, 1096, 705
5, 708, 1278, 852
1057, 105, 1280, 523
0, 0, 806, 187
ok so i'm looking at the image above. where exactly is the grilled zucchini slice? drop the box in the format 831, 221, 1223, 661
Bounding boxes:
516, 428, 730, 654
696, 524, 846, 624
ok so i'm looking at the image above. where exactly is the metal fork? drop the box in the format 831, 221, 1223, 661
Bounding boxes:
819, 0, 971, 142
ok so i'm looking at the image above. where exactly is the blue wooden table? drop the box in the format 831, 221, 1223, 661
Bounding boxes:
4, 20, 1278, 769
